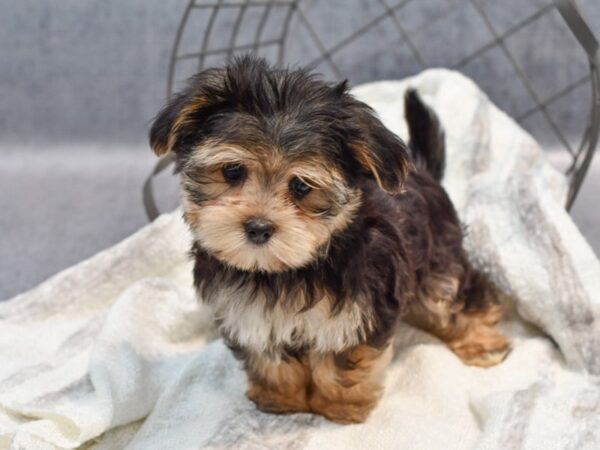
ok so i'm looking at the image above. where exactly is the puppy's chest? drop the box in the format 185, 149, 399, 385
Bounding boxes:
205, 286, 370, 354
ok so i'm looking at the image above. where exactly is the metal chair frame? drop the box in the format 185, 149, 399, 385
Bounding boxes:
143, 0, 599, 220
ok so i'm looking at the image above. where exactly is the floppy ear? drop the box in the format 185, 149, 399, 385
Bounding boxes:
149, 92, 189, 156
149, 68, 225, 156
347, 99, 412, 193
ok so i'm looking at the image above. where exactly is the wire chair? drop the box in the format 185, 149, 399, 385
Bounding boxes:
144, 0, 599, 220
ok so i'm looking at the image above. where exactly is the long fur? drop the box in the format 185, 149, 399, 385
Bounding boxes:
149, 56, 509, 424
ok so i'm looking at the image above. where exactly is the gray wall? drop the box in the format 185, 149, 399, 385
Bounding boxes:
0, 0, 186, 147
1, 0, 599, 148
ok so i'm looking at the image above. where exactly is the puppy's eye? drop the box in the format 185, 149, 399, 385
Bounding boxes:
222, 163, 246, 184
289, 177, 312, 199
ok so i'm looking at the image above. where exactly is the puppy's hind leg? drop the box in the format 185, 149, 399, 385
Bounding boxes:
406, 269, 510, 367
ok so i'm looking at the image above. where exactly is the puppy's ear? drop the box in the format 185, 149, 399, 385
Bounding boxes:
149, 93, 189, 156
149, 68, 225, 156
346, 98, 411, 193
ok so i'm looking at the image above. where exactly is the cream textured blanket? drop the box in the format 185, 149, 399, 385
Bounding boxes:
1, 69, 600, 450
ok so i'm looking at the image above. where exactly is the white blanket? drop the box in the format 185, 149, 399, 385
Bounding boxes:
1, 69, 600, 450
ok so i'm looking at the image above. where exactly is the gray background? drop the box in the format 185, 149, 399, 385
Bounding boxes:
1, 0, 599, 299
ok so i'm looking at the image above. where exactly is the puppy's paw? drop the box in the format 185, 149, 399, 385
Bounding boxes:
247, 383, 309, 415
308, 392, 375, 424
448, 324, 510, 367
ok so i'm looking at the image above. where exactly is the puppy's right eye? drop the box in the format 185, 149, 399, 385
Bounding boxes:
222, 163, 246, 184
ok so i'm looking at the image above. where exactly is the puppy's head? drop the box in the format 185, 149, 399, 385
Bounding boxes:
150, 56, 410, 273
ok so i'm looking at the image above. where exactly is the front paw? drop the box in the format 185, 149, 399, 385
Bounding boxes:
308, 391, 376, 424
247, 383, 310, 415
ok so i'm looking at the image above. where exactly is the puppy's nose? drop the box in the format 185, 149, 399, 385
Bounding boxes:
244, 218, 274, 245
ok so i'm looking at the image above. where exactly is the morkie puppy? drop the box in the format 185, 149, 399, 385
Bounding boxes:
149, 56, 510, 424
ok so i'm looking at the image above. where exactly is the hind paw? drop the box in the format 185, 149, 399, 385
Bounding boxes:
448, 324, 510, 367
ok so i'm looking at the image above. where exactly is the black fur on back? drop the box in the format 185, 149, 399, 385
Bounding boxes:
404, 89, 446, 182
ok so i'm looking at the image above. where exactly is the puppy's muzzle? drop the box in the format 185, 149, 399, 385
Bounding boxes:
245, 218, 274, 245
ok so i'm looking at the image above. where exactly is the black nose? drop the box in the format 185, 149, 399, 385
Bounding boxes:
244, 219, 274, 245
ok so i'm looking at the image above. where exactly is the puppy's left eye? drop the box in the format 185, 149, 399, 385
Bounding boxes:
289, 177, 312, 199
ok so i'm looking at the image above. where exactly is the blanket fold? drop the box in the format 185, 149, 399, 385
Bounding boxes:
1, 69, 599, 450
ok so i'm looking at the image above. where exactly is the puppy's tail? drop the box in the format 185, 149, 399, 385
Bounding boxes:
404, 89, 446, 182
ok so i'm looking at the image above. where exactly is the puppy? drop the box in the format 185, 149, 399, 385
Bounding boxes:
149, 56, 510, 424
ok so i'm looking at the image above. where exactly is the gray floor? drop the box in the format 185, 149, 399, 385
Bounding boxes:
0, 146, 598, 301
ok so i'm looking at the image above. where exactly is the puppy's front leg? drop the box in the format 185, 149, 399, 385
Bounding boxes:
245, 352, 311, 414
308, 344, 393, 424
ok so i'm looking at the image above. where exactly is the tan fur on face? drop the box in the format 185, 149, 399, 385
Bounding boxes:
182, 143, 361, 272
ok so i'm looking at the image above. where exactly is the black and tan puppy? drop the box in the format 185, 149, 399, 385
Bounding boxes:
149, 56, 509, 424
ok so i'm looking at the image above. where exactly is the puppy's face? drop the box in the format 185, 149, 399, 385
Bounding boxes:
150, 56, 410, 273
180, 139, 360, 272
